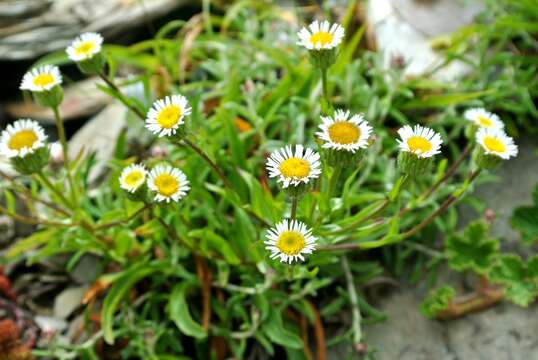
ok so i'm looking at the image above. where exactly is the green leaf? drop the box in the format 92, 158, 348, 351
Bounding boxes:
445, 221, 499, 274
420, 285, 455, 319
510, 184, 538, 245
489, 254, 538, 307
6, 228, 60, 258
231, 205, 261, 262
169, 283, 207, 339
189, 229, 241, 265
261, 307, 303, 350
3, 190, 16, 213
402, 90, 495, 109
102, 263, 162, 344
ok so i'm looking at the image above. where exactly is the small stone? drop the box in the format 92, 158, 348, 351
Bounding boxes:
0, 215, 15, 246
53, 286, 88, 319
70, 254, 100, 284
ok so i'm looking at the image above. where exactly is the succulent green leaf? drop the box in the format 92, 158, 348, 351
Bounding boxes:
169, 282, 207, 339
261, 307, 303, 349
510, 185, 538, 245
420, 285, 455, 319
445, 221, 499, 274
489, 254, 538, 307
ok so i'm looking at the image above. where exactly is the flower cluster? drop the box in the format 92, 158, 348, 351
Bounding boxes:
119, 163, 190, 203
6, 25, 520, 272
258, 22, 521, 266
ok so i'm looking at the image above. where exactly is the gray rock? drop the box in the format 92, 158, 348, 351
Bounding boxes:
35, 315, 68, 333
0, 0, 189, 60
363, 289, 538, 360
391, 0, 485, 37
367, 0, 483, 81
68, 102, 127, 183
53, 286, 88, 319
0, 215, 15, 246
70, 254, 100, 284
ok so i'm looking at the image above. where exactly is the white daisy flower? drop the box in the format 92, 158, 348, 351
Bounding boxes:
145, 95, 191, 137
316, 109, 373, 152
147, 165, 190, 202
464, 108, 504, 130
266, 145, 321, 188
476, 128, 518, 160
297, 20, 345, 51
119, 164, 147, 193
0, 119, 47, 158
66, 32, 103, 62
20, 65, 62, 92
397, 125, 443, 158
265, 219, 317, 264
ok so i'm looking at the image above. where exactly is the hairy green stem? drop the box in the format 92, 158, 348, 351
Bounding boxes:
98, 71, 146, 120
290, 195, 299, 220
181, 138, 232, 189
342, 255, 362, 345
321, 67, 329, 113
403, 169, 481, 238
328, 165, 342, 199
52, 106, 77, 205
35, 171, 73, 210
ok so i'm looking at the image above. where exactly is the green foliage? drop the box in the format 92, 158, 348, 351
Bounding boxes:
510, 185, 538, 245
420, 285, 455, 319
489, 255, 538, 307
3, 0, 537, 358
169, 282, 208, 339
445, 221, 499, 274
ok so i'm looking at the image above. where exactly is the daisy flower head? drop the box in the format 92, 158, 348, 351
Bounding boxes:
316, 109, 372, 153
119, 164, 147, 193
265, 219, 317, 264
397, 125, 443, 158
66, 32, 103, 62
0, 119, 47, 159
266, 145, 321, 189
147, 165, 190, 203
297, 20, 345, 51
476, 128, 518, 160
464, 108, 504, 130
146, 95, 191, 137
20, 65, 62, 93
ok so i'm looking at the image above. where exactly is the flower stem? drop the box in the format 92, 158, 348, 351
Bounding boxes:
403, 169, 481, 238
52, 106, 77, 205
181, 137, 232, 189
98, 71, 146, 120
418, 144, 472, 202
342, 255, 363, 346
35, 171, 73, 210
290, 195, 299, 220
327, 165, 342, 199
320, 67, 329, 114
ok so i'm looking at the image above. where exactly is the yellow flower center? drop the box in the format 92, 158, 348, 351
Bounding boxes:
75, 41, 96, 57
157, 105, 182, 128
477, 115, 493, 128
124, 171, 144, 188
276, 231, 306, 256
32, 73, 55, 88
309, 31, 334, 46
8, 130, 38, 150
328, 121, 360, 145
483, 136, 506, 153
407, 136, 432, 153
279, 157, 310, 179
154, 173, 179, 196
